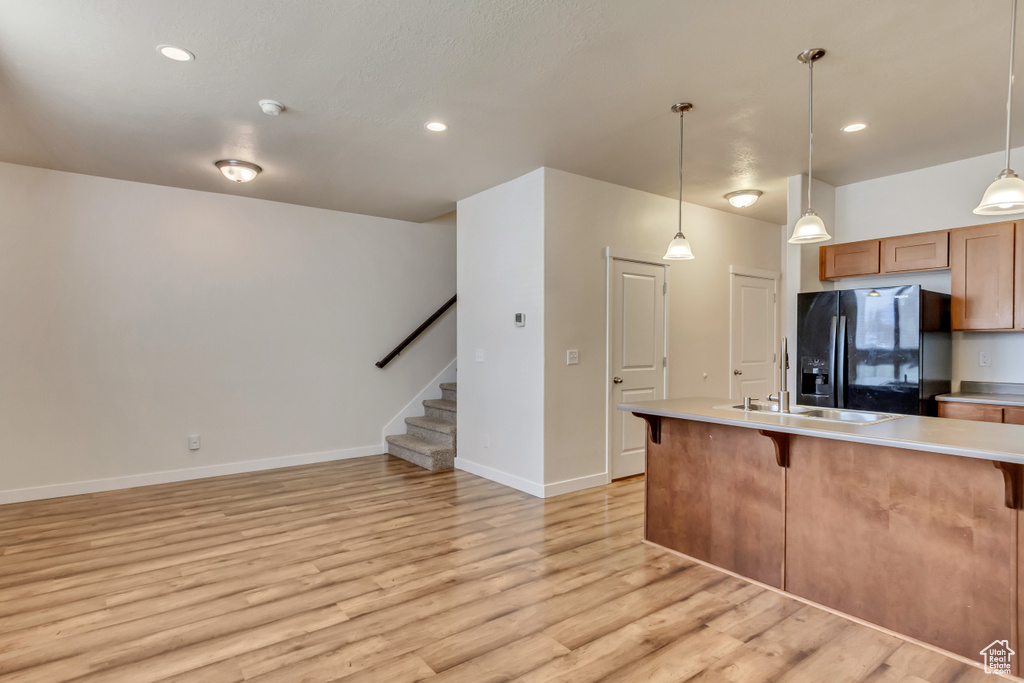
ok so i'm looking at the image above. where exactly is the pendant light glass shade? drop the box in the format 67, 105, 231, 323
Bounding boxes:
664, 103, 696, 261
976, 0, 1024, 215
663, 232, 695, 259
789, 209, 831, 243
975, 171, 1024, 214
788, 48, 832, 245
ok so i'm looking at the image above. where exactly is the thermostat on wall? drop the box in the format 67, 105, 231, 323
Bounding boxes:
515, 313, 526, 327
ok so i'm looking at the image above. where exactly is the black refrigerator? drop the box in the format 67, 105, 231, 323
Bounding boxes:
796, 285, 951, 416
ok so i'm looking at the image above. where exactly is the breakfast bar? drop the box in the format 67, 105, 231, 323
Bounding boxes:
620, 397, 1024, 672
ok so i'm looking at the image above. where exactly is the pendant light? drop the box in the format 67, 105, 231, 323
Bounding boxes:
975, 0, 1024, 214
789, 48, 832, 244
664, 103, 695, 260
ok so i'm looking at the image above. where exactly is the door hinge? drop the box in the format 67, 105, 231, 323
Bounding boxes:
773, 293, 777, 303
663, 282, 667, 294
773, 352, 777, 363
663, 357, 667, 368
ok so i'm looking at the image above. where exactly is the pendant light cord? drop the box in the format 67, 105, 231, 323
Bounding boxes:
1007, 0, 1018, 172
678, 110, 684, 237
807, 58, 814, 209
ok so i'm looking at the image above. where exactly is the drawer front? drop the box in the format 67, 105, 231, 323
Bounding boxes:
1003, 406, 1024, 425
937, 402, 1004, 423
881, 231, 949, 273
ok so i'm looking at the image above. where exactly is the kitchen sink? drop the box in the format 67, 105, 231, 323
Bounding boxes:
715, 402, 905, 425
727, 403, 816, 414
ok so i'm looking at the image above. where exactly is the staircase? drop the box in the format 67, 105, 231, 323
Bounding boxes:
386, 382, 456, 470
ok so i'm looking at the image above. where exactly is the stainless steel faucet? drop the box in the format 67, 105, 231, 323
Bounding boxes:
767, 336, 791, 413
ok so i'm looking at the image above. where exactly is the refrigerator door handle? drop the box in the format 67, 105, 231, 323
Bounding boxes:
828, 315, 837, 406
836, 315, 847, 408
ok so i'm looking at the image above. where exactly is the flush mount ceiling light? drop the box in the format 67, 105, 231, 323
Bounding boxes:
664, 103, 695, 261
258, 99, 285, 116
156, 45, 195, 62
789, 48, 833, 244
975, 0, 1024, 215
425, 122, 448, 132
724, 189, 762, 208
842, 123, 867, 133
215, 159, 261, 183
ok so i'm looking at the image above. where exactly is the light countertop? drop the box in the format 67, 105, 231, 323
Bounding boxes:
936, 392, 1024, 407
619, 397, 1024, 466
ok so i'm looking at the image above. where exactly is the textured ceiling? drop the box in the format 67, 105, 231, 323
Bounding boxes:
0, 0, 1018, 224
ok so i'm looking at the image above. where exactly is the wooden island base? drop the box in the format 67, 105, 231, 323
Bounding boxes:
644, 417, 1020, 673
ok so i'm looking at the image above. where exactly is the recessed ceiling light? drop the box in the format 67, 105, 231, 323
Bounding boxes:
425, 122, 448, 132
157, 45, 195, 62
724, 189, 762, 208
215, 160, 261, 183
842, 122, 867, 133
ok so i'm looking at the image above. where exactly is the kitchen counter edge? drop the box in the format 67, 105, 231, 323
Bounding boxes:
936, 392, 1024, 407
619, 397, 1024, 466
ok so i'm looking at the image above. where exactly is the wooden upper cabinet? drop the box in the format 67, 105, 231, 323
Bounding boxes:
820, 240, 880, 280
950, 222, 1016, 330
1017, 223, 1023, 330
881, 230, 949, 273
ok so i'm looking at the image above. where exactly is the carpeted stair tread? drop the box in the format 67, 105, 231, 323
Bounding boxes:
422, 398, 456, 411
385, 433, 453, 456
405, 415, 456, 435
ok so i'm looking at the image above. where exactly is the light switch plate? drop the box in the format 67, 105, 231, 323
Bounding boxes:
567, 349, 579, 365
475, 349, 485, 363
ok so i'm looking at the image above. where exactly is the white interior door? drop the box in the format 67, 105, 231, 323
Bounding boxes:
609, 259, 666, 480
730, 273, 777, 401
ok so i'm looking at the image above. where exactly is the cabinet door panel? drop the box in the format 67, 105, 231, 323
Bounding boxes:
786, 437, 1015, 663
820, 240, 880, 279
645, 419, 785, 587
1016, 223, 1023, 329
1003, 406, 1024, 425
937, 402, 1004, 422
951, 222, 1015, 330
881, 231, 949, 273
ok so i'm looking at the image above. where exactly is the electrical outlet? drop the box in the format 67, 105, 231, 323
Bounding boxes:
980, 351, 991, 367
189, 434, 201, 451
475, 349, 485, 363
567, 349, 579, 365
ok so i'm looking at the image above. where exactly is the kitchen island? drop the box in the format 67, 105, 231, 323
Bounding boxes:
620, 397, 1024, 672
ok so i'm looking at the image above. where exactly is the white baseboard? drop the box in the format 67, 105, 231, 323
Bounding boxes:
454, 457, 545, 497
542, 472, 609, 497
381, 358, 457, 452
454, 458, 608, 499
0, 445, 382, 505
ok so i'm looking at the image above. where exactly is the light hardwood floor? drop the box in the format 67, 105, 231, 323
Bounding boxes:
0, 455, 997, 682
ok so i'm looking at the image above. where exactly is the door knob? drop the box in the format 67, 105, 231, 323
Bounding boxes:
733, 369, 743, 375
613, 377, 623, 384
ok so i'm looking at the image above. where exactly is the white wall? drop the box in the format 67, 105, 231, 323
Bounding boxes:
0, 162, 456, 502
834, 147, 1024, 387
457, 167, 782, 496
455, 169, 546, 493
542, 168, 782, 489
